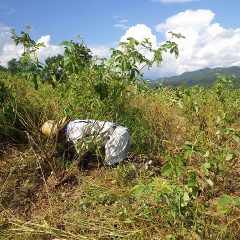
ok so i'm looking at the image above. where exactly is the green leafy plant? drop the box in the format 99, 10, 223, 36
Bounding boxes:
217, 194, 240, 213
60, 39, 92, 74
11, 26, 45, 89
161, 155, 185, 179
109, 32, 184, 83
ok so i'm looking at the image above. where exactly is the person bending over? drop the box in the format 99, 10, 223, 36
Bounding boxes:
40, 117, 132, 167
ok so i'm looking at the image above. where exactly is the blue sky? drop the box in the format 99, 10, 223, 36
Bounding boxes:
1, 0, 240, 78
1, 0, 239, 45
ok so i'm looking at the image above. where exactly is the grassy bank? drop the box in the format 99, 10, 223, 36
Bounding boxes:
0, 69, 240, 239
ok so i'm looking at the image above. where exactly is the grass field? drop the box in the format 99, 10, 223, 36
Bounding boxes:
0, 69, 240, 239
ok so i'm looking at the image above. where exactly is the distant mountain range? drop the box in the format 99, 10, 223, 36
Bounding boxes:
152, 66, 240, 88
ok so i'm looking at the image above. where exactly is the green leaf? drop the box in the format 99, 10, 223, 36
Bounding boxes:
233, 199, 240, 206
181, 192, 190, 207
115, 56, 123, 63
168, 31, 185, 39
127, 37, 139, 48
170, 156, 183, 166
121, 59, 127, 71
59, 41, 70, 46
184, 149, 192, 159
183, 141, 193, 149
217, 194, 234, 213
154, 49, 163, 63
186, 173, 197, 187
225, 153, 233, 161
166, 234, 177, 240
131, 184, 146, 197
233, 151, 240, 157
161, 164, 173, 176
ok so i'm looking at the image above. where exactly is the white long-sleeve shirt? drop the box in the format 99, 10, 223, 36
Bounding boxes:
65, 120, 132, 165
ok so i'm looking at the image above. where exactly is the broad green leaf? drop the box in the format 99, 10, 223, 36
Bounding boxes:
217, 194, 235, 213
170, 156, 183, 166
154, 49, 163, 63
128, 37, 138, 48
184, 149, 192, 159
131, 184, 146, 197
115, 56, 123, 63
233, 151, 240, 157
60, 41, 70, 46
186, 173, 197, 187
233, 199, 240, 206
161, 164, 173, 176
121, 59, 127, 71
225, 153, 233, 161
183, 141, 193, 150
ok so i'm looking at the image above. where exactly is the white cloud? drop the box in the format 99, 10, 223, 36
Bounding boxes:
0, 23, 63, 67
0, 23, 23, 66
0, 22, 112, 68
119, 24, 158, 63
120, 24, 157, 47
155, 9, 214, 33
114, 24, 129, 30
119, 19, 129, 24
152, 9, 240, 77
116, 9, 240, 78
36, 35, 63, 62
89, 44, 111, 58
113, 17, 129, 30
153, 0, 199, 3
2, 8, 240, 79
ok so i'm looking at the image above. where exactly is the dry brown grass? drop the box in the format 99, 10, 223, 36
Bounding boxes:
1, 143, 239, 240
1, 74, 240, 239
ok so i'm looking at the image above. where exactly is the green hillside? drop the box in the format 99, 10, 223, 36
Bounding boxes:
153, 66, 240, 87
